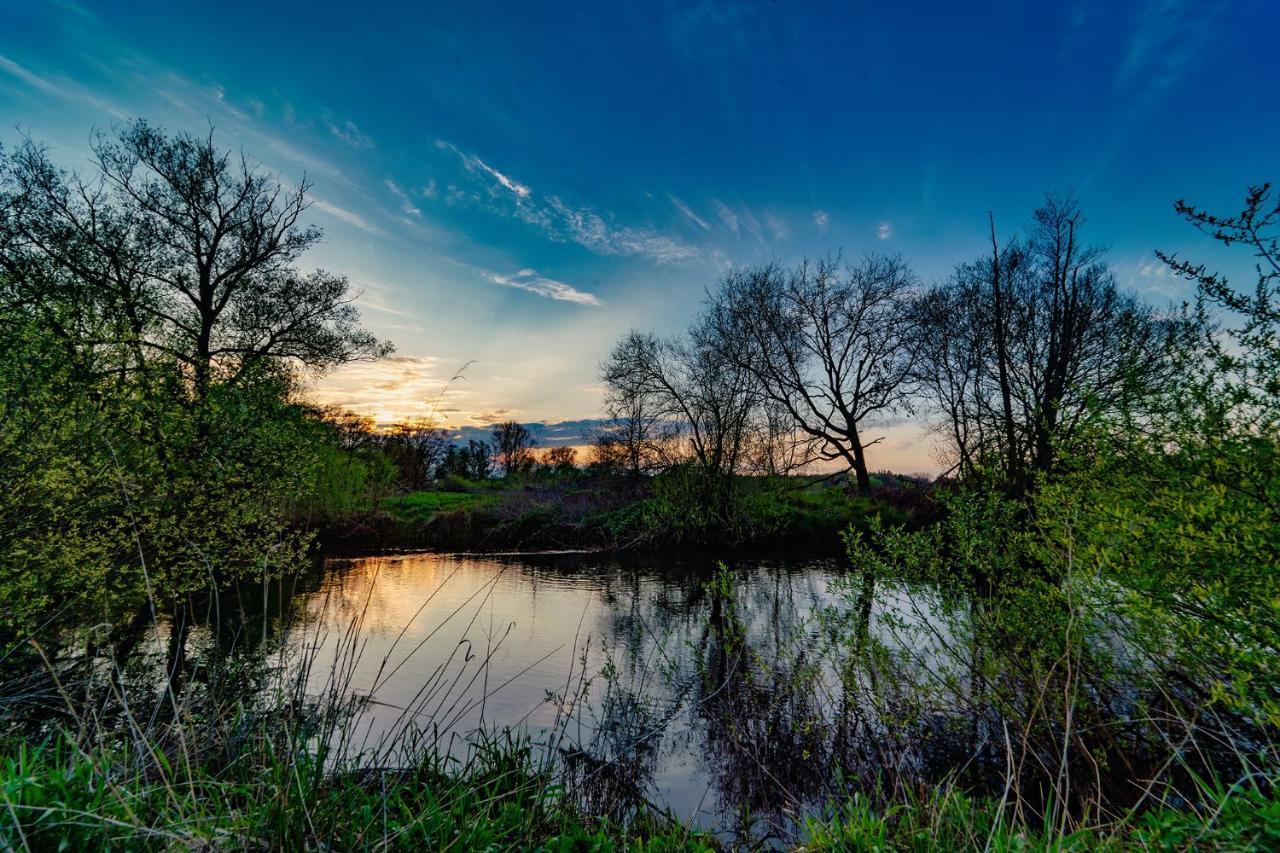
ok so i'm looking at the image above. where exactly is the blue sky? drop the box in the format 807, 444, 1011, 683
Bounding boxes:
2, 0, 1277, 471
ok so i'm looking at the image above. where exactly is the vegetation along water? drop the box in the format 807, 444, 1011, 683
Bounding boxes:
0, 117, 1277, 849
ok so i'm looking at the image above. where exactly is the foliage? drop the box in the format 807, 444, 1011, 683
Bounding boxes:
383, 489, 498, 523
0, 123, 387, 646
800, 780, 1280, 851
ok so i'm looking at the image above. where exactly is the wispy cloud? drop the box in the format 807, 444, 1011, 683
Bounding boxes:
436, 139, 531, 199
1115, 0, 1215, 91
545, 197, 698, 263
812, 209, 830, 232
669, 193, 711, 230
306, 355, 470, 427
311, 198, 386, 236
712, 199, 740, 235
326, 116, 373, 149
479, 267, 603, 306
385, 179, 421, 216
433, 139, 699, 264
877, 220, 893, 240
0, 53, 127, 118
764, 212, 790, 240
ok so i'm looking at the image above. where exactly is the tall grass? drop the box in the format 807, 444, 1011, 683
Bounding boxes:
2, 545, 1276, 850
0, 562, 707, 850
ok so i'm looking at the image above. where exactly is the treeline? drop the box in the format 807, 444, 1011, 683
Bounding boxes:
600, 192, 1185, 505
303, 410, 583, 506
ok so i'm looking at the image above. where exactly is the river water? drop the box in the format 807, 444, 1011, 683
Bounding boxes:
264, 550, 891, 844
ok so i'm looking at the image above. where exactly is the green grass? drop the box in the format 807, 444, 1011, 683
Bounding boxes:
383, 489, 499, 523
8, 724, 1272, 851
0, 727, 713, 851
799, 783, 1280, 851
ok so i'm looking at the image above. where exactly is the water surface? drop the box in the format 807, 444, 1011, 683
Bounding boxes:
277, 550, 869, 842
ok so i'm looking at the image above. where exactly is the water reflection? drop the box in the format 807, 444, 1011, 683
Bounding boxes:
261, 552, 855, 842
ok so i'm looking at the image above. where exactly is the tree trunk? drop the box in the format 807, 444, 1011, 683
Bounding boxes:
850, 436, 872, 493
165, 597, 191, 695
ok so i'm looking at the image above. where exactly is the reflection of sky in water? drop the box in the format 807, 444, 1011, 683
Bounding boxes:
266, 551, 954, 841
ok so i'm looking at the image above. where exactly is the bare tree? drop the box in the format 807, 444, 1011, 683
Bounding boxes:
914, 193, 1180, 488
543, 445, 578, 472
386, 418, 450, 489
600, 325, 758, 510
492, 420, 537, 477
707, 255, 919, 491
592, 368, 675, 477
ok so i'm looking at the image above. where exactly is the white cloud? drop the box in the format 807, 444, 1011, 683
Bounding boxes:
480, 267, 603, 306
326, 116, 373, 149
1139, 260, 1168, 279
385, 179, 421, 216
432, 139, 700, 264
420, 179, 438, 199
877, 220, 894, 240
713, 199, 740, 235
436, 139, 531, 199
547, 197, 698, 263
669, 194, 711, 230
764, 212, 790, 240
812, 209, 830, 231
311, 198, 386, 236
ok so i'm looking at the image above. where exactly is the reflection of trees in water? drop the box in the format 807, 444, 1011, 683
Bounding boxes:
51, 549, 1253, 847
556, 554, 1265, 846
562, 560, 841, 843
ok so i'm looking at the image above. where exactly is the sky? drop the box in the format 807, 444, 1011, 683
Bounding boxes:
2, 0, 1277, 473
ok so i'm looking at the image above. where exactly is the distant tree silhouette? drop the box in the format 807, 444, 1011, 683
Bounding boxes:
544, 445, 577, 472
706, 254, 918, 492
492, 421, 537, 477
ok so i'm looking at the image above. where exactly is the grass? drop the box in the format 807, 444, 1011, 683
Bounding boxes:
0, 724, 716, 850
382, 489, 499, 523
7, 728, 1272, 851
798, 783, 1280, 851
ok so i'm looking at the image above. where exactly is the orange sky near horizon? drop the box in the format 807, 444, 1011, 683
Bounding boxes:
305, 357, 947, 478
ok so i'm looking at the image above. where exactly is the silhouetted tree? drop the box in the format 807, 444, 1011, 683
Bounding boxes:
601, 324, 758, 514
544, 445, 578, 472
492, 420, 537, 477
913, 193, 1179, 489
707, 254, 918, 491
440, 439, 494, 481
386, 418, 449, 489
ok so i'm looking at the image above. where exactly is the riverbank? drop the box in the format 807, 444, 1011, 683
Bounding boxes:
6, 718, 1273, 850
311, 471, 938, 553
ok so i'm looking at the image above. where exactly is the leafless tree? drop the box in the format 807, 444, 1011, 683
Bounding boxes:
600, 325, 758, 509
706, 255, 919, 491
543, 445, 578, 472
914, 193, 1180, 488
591, 372, 674, 477
386, 417, 450, 489
492, 420, 537, 477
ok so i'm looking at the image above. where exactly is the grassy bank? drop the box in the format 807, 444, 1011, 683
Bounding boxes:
0, 728, 712, 851
5, 727, 1274, 850
319, 471, 933, 553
